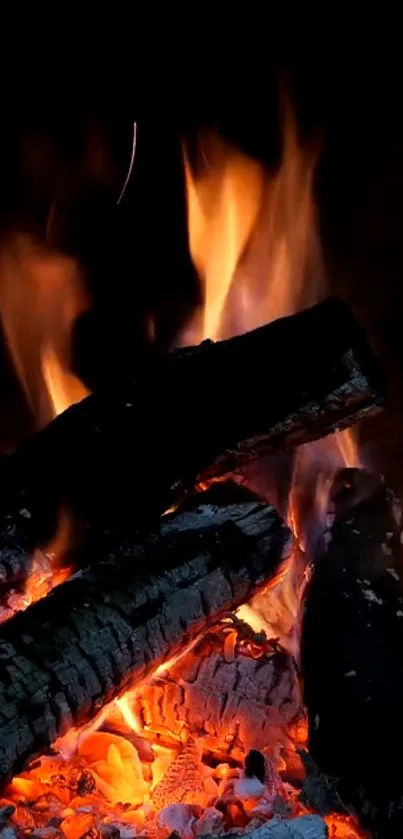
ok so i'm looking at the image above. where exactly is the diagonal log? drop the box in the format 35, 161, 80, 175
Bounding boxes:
0, 298, 383, 591
0, 487, 292, 785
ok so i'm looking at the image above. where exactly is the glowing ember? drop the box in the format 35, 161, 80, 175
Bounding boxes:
325, 814, 368, 838
0, 507, 73, 624
23, 507, 73, 607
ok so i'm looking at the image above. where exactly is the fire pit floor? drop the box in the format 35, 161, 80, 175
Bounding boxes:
0, 614, 365, 839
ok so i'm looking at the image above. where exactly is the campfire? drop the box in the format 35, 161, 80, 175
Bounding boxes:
0, 112, 392, 839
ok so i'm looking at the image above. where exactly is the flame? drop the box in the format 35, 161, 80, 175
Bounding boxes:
288, 428, 361, 552
23, 507, 73, 607
116, 695, 144, 735
242, 428, 362, 658
183, 136, 263, 342
182, 106, 322, 344
0, 113, 365, 839
41, 343, 88, 417
0, 234, 90, 427
0, 507, 74, 624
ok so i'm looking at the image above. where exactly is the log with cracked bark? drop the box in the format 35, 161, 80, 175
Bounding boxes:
0, 298, 383, 592
302, 467, 403, 838
0, 486, 292, 785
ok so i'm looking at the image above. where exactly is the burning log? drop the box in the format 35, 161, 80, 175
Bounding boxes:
301, 467, 403, 837
0, 485, 292, 785
0, 298, 382, 587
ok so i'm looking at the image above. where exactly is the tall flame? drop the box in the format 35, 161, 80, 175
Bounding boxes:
0, 234, 90, 427
184, 106, 362, 657
183, 136, 263, 342
182, 108, 322, 344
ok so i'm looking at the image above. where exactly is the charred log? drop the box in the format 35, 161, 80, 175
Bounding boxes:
0, 298, 382, 588
0, 487, 292, 785
301, 467, 403, 838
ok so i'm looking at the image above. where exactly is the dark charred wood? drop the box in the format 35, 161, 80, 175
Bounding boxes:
0, 298, 383, 589
301, 467, 403, 838
0, 521, 32, 589
0, 485, 292, 785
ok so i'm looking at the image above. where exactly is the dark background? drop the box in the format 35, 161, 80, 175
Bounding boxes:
0, 43, 403, 486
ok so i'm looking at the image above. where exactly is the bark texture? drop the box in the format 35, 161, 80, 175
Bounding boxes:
0, 491, 292, 785
302, 467, 403, 838
0, 298, 383, 590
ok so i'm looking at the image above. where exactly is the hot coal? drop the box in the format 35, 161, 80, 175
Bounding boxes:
133, 617, 300, 766
0, 298, 383, 593
302, 466, 403, 837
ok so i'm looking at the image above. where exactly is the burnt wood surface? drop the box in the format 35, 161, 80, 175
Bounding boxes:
131, 622, 300, 762
0, 487, 292, 785
0, 298, 383, 591
301, 467, 403, 838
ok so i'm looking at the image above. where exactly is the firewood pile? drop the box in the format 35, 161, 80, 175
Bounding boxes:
0, 300, 383, 839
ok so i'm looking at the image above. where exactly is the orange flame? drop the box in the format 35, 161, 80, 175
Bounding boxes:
0, 234, 90, 427
183, 135, 263, 342
0, 114, 366, 839
182, 106, 322, 344
23, 507, 73, 607
288, 428, 361, 551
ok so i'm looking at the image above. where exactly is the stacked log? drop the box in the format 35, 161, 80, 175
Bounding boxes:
0, 298, 383, 593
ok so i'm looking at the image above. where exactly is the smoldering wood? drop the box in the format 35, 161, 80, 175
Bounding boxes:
0, 488, 292, 785
0, 298, 383, 589
203, 814, 327, 839
301, 467, 403, 838
132, 623, 300, 762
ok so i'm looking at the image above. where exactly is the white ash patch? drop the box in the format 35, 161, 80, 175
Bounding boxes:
387, 567, 400, 581
193, 807, 224, 836
157, 803, 196, 839
361, 587, 383, 606
233, 776, 266, 800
